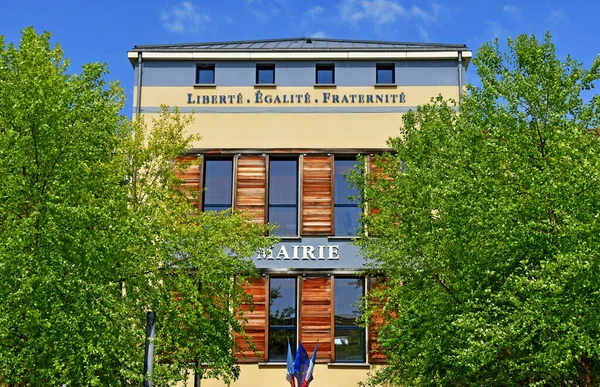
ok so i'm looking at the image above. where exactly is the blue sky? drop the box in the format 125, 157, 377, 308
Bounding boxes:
2, 0, 598, 116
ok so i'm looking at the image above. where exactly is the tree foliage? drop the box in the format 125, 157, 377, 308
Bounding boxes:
356, 33, 600, 386
0, 28, 271, 386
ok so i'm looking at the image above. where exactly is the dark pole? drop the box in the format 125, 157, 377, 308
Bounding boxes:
143, 311, 156, 387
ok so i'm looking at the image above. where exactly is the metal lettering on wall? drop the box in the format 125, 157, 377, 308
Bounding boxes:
252, 237, 366, 269
186, 91, 406, 105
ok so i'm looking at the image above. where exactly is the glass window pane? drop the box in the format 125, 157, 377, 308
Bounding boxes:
269, 278, 297, 362
317, 67, 334, 84
377, 65, 394, 84
334, 328, 366, 362
204, 160, 232, 207
335, 278, 363, 325
334, 206, 361, 236
198, 68, 214, 84
257, 65, 275, 84
269, 160, 297, 205
270, 278, 296, 326
334, 278, 365, 362
269, 207, 298, 236
334, 160, 359, 204
269, 328, 296, 361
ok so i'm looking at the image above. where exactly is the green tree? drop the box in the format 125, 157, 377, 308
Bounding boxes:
356, 33, 600, 386
0, 28, 271, 386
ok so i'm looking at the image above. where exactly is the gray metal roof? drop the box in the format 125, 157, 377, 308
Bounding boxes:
132, 37, 468, 52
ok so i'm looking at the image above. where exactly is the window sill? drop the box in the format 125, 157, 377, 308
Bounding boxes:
258, 362, 287, 368
327, 362, 371, 369
254, 84, 277, 89
276, 236, 302, 241
374, 83, 397, 89
327, 236, 360, 241
314, 84, 337, 88
193, 83, 217, 88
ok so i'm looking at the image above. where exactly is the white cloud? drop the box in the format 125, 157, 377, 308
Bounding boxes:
486, 21, 504, 39
546, 9, 568, 25
418, 25, 431, 42
310, 31, 327, 38
306, 5, 325, 17
503, 4, 521, 19
247, 0, 288, 21
161, 1, 210, 33
339, 0, 439, 26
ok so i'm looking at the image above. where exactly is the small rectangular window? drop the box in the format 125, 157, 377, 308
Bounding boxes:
376, 63, 395, 84
196, 64, 215, 84
316, 64, 335, 84
202, 159, 232, 212
269, 159, 298, 236
334, 158, 361, 236
269, 277, 297, 361
256, 64, 275, 84
334, 277, 366, 362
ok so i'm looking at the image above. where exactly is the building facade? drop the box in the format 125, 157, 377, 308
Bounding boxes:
128, 38, 471, 387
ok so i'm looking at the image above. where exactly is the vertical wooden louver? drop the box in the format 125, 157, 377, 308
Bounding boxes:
235, 156, 266, 224
174, 155, 202, 210
301, 156, 333, 235
235, 277, 267, 362
368, 278, 388, 363
300, 277, 332, 362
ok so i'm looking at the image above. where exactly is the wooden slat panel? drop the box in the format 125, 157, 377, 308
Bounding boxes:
175, 155, 201, 210
302, 156, 333, 235
368, 278, 387, 363
235, 156, 266, 224
300, 277, 332, 362
235, 277, 267, 362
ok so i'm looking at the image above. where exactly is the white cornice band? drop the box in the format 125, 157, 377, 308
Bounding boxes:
127, 50, 473, 61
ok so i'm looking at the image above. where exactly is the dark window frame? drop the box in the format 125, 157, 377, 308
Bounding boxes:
333, 157, 361, 236
268, 158, 299, 237
334, 277, 366, 363
316, 63, 335, 85
376, 63, 395, 84
202, 157, 233, 212
268, 277, 297, 362
256, 63, 275, 84
196, 63, 215, 84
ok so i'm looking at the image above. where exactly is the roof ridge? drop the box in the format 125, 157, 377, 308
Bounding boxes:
133, 37, 467, 50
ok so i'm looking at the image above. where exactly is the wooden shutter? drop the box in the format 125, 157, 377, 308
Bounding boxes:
235, 277, 267, 362
300, 277, 332, 362
302, 156, 333, 235
175, 155, 202, 210
235, 156, 266, 224
368, 278, 387, 363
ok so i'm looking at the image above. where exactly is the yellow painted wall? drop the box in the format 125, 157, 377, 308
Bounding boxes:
137, 85, 458, 149
142, 111, 409, 149
177, 364, 391, 387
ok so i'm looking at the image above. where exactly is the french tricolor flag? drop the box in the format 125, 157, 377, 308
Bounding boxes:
286, 341, 296, 387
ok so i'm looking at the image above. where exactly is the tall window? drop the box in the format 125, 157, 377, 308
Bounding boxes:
256, 64, 275, 84
376, 63, 395, 84
334, 277, 365, 362
202, 159, 232, 212
196, 64, 215, 84
334, 159, 361, 236
316, 64, 335, 84
269, 277, 297, 361
269, 159, 298, 236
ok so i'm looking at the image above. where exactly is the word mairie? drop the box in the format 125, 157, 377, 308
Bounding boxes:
257, 244, 340, 260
